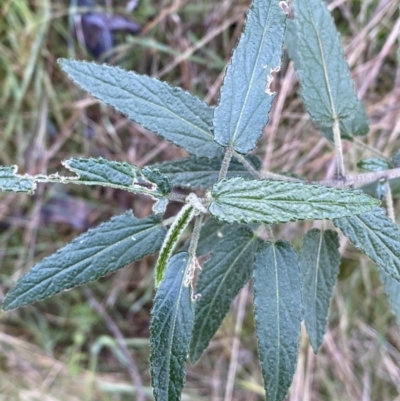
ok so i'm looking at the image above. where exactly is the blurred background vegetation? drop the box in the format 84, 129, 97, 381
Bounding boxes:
0, 0, 399, 400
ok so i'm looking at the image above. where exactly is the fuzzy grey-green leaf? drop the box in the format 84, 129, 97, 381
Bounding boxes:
253, 240, 302, 401
294, 0, 358, 125
152, 155, 260, 190
150, 252, 194, 401
2, 212, 167, 310
299, 229, 340, 353
62, 157, 171, 199
209, 177, 379, 224
58, 59, 222, 158
190, 227, 258, 363
213, 0, 286, 153
333, 207, 400, 282
0, 166, 36, 194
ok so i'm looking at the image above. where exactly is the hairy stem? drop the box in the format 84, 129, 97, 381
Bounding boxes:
319, 167, 400, 188
385, 181, 395, 222
333, 118, 346, 177
218, 145, 233, 181
234, 151, 302, 182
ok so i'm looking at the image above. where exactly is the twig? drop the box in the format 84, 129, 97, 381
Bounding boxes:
83, 288, 145, 401
318, 167, 400, 188
219, 146, 233, 181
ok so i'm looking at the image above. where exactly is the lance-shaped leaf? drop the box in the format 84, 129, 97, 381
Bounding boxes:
299, 229, 340, 353
2, 212, 166, 310
0, 166, 36, 193
152, 155, 260, 190
150, 252, 194, 401
209, 177, 379, 224
190, 227, 258, 363
294, 0, 358, 125
59, 59, 222, 158
62, 157, 171, 198
285, 19, 369, 140
333, 207, 400, 282
378, 267, 400, 324
253, 240, 302, 401
155, 204, 196, 287
213, 0, 286, 153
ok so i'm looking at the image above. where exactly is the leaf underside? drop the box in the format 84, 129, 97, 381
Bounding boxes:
209, 177, 379, 224
333, 207, 400, 283
299, 229, 340, 353
155, 204, 195, 287
3, 212, 166, 310
213, 0, 286, 153
190, 227, 258, 363
285, 18, 368, 140
253, 240, 302, 401
294, 0, 358, 125
58, 59, 222, 158
150, 252, 194, 401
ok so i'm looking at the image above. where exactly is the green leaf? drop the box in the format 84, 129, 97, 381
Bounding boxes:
285, 18, 369, 141
0, 166, 36, 193
63, 157, 170, 197
155, 204, 195, 287
150, 252, 194, 401
319, 99, 369, 140
333, 207, 400, 283
209, 177, 379, 224
357, 157, 393, 172
285, 18, 301, 70
2, 212, 167, 310
253, 240, 302, 401
195, 217, 232, 256
189, 227, 258, 363
294, 0, 358, 125
299, 229, 340, 353
152, 155, 261, 190
58, 59, 222, 158
378, 267, 400, 324
213, 0, 286, 153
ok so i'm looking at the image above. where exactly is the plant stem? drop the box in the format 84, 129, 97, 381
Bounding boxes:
319, 167, 400, 188
385, 181, 395, 222
353, 137, 389, 159
265, 224, 276, 243
234, 151, 302, 182
332, 118, 346, 177
168, 192, 187, 202
218, 145, 233, 181
188, 214, 204, 260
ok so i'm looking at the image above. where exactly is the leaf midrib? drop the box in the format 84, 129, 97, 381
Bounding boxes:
6, 220, 163, 307
72, 65, 215, 141
230, 3, 274, 144
305, 0, 337, 120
